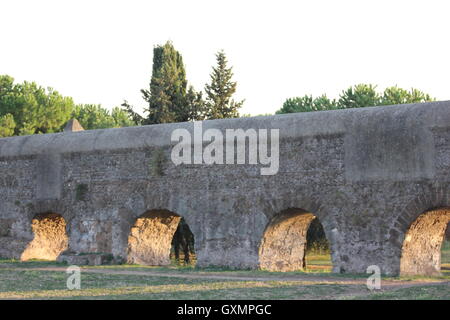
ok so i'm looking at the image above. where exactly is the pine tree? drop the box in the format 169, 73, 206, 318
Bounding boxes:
204, 51, 244, 119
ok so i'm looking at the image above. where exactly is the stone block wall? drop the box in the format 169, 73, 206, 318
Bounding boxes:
0, 101, 449, 275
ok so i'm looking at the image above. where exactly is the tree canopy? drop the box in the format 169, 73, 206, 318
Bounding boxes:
0, 75, 135, 137
0, 75, 74, 135
71, 104, 135, 130
124, 44, 243, 124
276, 84, 435, 114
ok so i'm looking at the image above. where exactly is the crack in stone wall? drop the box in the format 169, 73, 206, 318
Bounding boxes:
400, 208, 450, 276
259, 209, 316, 271
21, 213, 68, 261
127, 210, 181, 265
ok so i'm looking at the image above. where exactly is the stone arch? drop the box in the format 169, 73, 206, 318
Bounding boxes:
387, 183, 450, 275
258, 207, 332, 272
21, 212, 69, 261
257, 191, 340, 272
400, 207, 450, 276
127, 209, 195, 265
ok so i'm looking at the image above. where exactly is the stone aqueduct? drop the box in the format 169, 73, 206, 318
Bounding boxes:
0, 101, 449, 276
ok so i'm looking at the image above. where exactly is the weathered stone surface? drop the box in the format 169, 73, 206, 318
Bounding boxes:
0, 101, 449, 275
57, 253, 117, 266
127, 210, 181, 265
259, 209, 314, 271
446, 223, 450, 240
400, 208, 450, 276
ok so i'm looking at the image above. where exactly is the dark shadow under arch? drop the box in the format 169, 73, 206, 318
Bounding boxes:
21, 212, 68, 261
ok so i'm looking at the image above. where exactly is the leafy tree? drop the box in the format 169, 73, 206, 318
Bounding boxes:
111, 107, 136, 128
71, 104, 114, 129
204, 50, 244, 119
0, 76, 17, 137
0, 75, 15, 98
276, 84, 435, 114
380, 86, 434, 105
241, 113, 273, 117
276, 95, 336, 114
0, 113, 16, 137
0, 75, 136, 136
337, 84, 380, 109
71, 104, 134, 130
0, 75, 74, 135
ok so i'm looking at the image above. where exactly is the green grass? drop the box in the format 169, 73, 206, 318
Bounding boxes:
0, 243, 448, 299
0, 259, 67, 268
78, 263, 371, 280
362, 285, 450, 300
61, 283, 357, 300
0, 265, 365, 300
0, 268, 223, 293
1, 263, 446, 300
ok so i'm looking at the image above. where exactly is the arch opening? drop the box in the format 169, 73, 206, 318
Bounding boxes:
171, 218, 195, 265
127, 210, 195, 266
400, 208, 450, 276
21, 212, 68, 261
259, 208, 331, 272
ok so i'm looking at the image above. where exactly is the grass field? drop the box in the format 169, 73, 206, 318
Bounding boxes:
0, 243, 448, 300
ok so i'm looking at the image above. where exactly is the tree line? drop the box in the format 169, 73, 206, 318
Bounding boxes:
0, 40, 437, 139
276, 84, 434, 114
0, 75, 135, 137
0, 41, 244, 138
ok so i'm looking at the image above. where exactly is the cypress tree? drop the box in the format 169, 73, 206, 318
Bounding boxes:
141, 41, 188, 124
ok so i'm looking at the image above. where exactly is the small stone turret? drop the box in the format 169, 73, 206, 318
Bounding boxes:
63, 119, 84, 132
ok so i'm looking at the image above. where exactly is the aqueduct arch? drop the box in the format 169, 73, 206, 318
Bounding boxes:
0, 101, 449, 274
400, 207, 450, 276
259, 208, 331, 272
21, 212, 68, 261
127, 209, 195, 265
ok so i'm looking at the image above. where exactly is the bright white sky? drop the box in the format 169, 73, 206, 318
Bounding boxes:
1, 0, 449, 116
